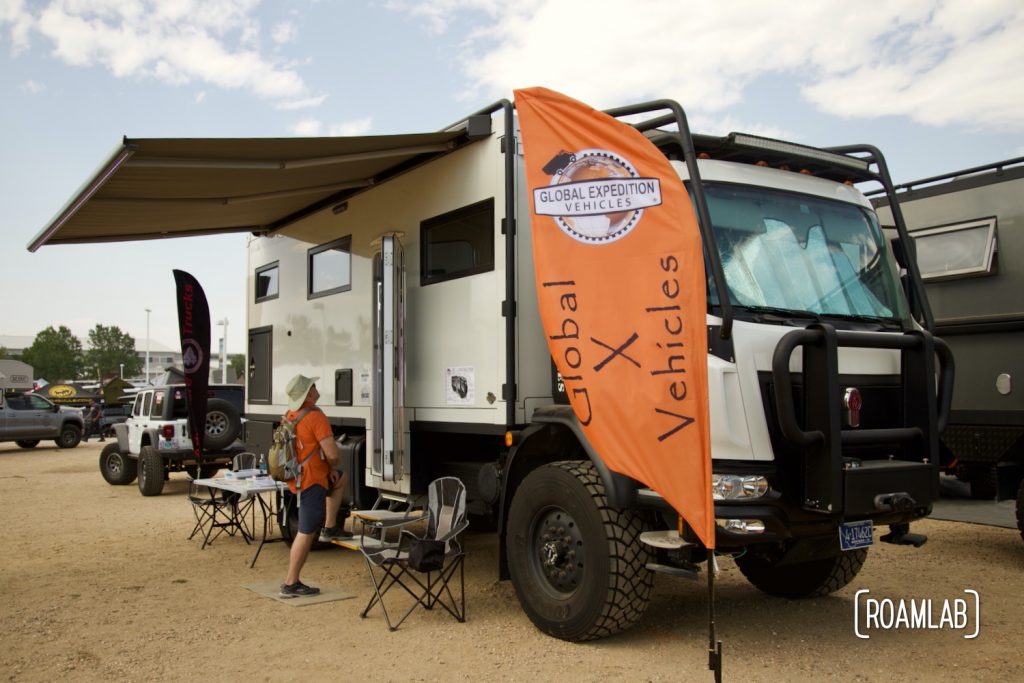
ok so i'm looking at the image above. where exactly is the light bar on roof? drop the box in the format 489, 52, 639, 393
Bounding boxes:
730, 133, 871, 172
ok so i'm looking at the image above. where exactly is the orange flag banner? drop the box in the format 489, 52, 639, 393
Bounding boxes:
515, 87, 714, 549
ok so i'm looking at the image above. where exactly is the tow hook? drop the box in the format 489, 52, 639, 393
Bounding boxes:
880, 522, 928, 547
874, 492, 916, 513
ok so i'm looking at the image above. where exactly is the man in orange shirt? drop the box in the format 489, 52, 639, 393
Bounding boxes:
280, 374, 349, 598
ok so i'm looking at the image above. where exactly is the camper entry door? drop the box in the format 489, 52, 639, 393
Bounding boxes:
372, 235, 406, 484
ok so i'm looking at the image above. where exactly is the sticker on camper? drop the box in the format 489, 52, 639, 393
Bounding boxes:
532, 148, 662, 244
445, 367, 475, 405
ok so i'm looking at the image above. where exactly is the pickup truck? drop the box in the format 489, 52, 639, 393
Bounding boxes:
98, 384, 245, 495
0, 391, 85, 449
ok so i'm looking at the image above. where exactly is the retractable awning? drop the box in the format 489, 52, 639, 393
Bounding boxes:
28, 124, 488, 251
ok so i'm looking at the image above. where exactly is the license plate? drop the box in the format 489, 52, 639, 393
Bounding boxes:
839, 520, 873, 551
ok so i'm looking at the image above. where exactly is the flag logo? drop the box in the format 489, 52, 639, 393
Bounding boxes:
181, 338, 203, 374
532, 148, 662, 244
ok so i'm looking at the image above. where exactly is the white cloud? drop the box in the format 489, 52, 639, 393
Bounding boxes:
270, 20, 295, 45
195, 90, 206, 103
276, 94, 328, 110
3, 0, 310, 102
290, 116, 374, 137
19, 78, 45, 93
291, 118, 322, 135
404, 0, 1024, 132
328, 117, 373, 136
0, 0, 34, 53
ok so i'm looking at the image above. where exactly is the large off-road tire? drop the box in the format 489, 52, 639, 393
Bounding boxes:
137, 445, 166, 496
736, 546, 868, 599
54, 423, 82, 449
15, 440, 39, 449
506, 460, 653, 641
203, 398, 241, 452
99, 442, 137, 485
967, 465, 998, 501
1016, 479, 1024, 544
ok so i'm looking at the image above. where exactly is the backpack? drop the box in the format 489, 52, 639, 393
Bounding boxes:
267, 408, 317, 488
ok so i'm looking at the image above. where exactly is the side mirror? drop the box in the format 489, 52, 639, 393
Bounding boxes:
53, 404, 60, 412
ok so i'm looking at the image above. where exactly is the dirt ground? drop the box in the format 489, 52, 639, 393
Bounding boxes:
1, 440, 1021, 682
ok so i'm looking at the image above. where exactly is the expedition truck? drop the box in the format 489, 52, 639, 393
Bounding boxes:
871, 158, 1023, 537
28, 99, 952, 641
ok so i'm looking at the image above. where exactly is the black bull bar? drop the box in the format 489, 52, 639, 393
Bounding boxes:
772, 324, 954, 515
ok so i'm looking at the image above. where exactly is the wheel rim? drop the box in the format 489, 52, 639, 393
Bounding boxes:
206, 412, 228, 436
61, 430, 75, 447
106, 453, 123, 477
529, 506, 585, 595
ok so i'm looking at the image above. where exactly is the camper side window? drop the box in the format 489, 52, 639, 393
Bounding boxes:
911, 217, 997, 281
421, 198, 495, 286
308, 237, 352, 299
255, 261, 279, 302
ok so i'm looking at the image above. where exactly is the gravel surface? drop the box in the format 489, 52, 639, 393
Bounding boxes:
1, 440, 1021, 682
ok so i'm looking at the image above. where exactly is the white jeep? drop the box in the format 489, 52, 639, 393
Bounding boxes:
99, 384, 244, 496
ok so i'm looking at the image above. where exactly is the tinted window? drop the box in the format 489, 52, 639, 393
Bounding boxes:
308, 236, 352, 298
421, 198, 494, 285
255, 261, 279, 302
150, 391, 165, 417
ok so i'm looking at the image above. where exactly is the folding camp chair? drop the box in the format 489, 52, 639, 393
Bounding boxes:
357, 477, 468, 630
187, 479, 250, 548
187, 452, 260, 547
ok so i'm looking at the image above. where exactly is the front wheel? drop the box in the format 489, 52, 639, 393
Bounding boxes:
506, 461, 653, 641
137, 445, 166, 496
15, 440, 39, 449
736, 545, 868, 599
55, 423, 82, 449
99, 443, 137, 485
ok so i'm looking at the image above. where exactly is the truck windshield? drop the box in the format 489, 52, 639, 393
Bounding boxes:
704, 183, 908, 323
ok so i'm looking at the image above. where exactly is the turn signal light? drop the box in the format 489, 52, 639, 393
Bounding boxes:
161, 425, 175, 439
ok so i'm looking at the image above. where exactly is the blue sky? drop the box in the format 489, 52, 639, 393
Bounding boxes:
2, 0, 1022, 356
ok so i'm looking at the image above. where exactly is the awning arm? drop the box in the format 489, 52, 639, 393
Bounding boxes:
27, 143, 137, 252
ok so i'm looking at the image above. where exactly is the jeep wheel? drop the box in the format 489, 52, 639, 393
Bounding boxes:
137, 445, 166, 496
506, 461, 653, 641
99, 443, 137, 485
736, 545, 868, 599
203, 398, 241, 452
54, 423, 82, 449
15, 440, 40, 448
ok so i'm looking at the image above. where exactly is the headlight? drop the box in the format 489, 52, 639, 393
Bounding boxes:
711, 474, 769, 501
716, 518, 766, 534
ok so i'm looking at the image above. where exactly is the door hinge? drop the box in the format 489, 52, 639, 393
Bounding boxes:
501, 217, 516, 236
502, 383, 517, 401
502, 300, 517, 318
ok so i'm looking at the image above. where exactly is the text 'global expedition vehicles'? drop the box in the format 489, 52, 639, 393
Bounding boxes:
29, 97, 951, 640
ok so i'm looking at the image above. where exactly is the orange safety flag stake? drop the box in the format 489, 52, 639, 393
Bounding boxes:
515, 87, 714, 549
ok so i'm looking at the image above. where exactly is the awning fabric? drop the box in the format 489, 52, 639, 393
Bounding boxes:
28, 130, 476, 251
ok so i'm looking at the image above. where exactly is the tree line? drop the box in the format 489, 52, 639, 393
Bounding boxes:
6, 326, 247, 384
16, 325, 142, 383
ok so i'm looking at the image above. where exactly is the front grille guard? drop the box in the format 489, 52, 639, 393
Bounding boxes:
771, 323, 954, 514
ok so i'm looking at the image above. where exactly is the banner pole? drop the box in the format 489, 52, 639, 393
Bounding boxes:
708, 548, 722, 682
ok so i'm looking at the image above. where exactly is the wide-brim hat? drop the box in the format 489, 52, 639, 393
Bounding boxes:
285, 374, 319, 411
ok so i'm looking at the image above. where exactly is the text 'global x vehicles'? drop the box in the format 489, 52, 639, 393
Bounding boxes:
29, 96, 952, 641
